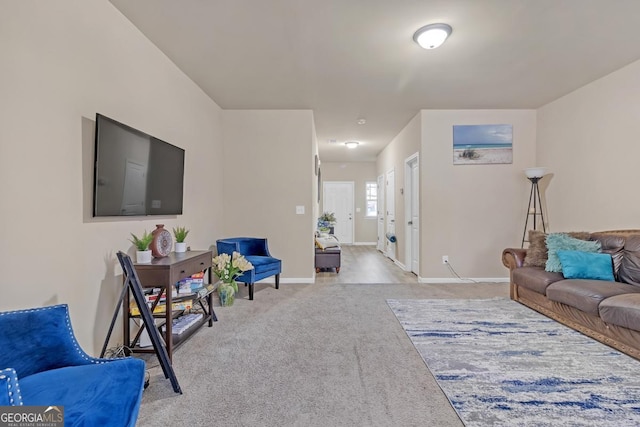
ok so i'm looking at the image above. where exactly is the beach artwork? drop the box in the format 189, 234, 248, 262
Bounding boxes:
453, 124, 513, 165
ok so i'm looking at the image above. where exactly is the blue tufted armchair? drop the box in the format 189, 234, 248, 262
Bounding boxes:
0, 304, 145, 426
216, 237, 282, 300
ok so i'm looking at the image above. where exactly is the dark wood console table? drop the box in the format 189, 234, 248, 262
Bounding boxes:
123, 250, 216, 360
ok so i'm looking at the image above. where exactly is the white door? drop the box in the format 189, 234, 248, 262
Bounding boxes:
405, 154, 420, 274
386, 170, 395, 259
377, 174, 385, 251
323, 181, 354, 244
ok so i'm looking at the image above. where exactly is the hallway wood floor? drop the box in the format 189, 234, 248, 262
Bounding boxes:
314, 245, 419, 284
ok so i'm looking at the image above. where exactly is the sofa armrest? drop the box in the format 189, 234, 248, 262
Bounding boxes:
502, 248, 527, 270
0, 368, 23, 406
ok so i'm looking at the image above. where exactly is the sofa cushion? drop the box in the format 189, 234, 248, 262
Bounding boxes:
513, 267, 564, 295
523, 231, 591, 268
546, 280, 640, 315
556, 250, 614, 281
523, 230, 549, 268
618, 234, 640, 287
590, 232, 626, 278
599, 293, 640, 332
545, 233, 600, 273
19, 358, 145, 427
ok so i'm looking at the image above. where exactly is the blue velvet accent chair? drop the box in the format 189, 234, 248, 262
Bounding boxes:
216, 237, 282, 300
0, 304, 145, 427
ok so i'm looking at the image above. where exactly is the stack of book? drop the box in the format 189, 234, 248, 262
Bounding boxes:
129, 299, 193, 316
162, 313, 203, 335
176, 272, 205, 294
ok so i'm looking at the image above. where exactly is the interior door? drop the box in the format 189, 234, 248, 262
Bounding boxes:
377, 174, 385, 251
323, 181, 354, 244
386, 170, 395, 259
410, 157, 419, 274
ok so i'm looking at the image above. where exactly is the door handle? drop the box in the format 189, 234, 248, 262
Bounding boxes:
408, 221, 413, 225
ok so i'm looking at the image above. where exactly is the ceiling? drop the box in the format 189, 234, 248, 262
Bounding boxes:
109, 0, 640, 162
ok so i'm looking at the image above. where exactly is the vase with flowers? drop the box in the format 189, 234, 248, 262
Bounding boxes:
211, 251, 253, 306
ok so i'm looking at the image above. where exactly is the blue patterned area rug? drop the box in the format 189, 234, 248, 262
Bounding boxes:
387, 298, 640, 427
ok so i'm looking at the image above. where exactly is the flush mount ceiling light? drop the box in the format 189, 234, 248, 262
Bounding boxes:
345, 141, 359, 149
356, 118, 367, 125
413, 23, 452, 49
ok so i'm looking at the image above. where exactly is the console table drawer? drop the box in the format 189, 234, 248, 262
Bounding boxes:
134, 251, 212, 287
170, 254, 212, 284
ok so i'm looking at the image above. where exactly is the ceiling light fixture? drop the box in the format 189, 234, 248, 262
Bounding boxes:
413, 23, 452, 49
357, 119, 367, 125
345, 141, 359, 149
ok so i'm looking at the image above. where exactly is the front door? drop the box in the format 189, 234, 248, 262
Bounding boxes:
323, 181, 354, 244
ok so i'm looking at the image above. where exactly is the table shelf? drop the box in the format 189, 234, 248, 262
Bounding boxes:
123, 250, 217, 360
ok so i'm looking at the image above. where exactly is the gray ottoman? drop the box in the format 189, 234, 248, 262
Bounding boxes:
315, 247, 341, 273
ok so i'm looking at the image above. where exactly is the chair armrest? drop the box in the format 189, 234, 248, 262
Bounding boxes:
502, 248, 527, 270
0, 368, 23, 406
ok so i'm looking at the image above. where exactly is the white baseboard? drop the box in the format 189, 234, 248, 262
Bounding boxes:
353, 242, 376, 246
393, 259, 406, 270
256, 277, 314, 284
418, 277, 510, 284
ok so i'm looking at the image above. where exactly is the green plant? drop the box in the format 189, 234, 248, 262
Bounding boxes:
319, 212, 337, 224
129, 230, 153, 251
172, 226, 190, 243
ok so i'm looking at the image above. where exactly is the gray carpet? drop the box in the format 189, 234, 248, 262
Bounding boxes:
137, 281, 508, 426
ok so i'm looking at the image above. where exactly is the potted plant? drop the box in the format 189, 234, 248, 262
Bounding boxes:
211, 252, 253, 306
172, 226, 190, 253
318, 211, 337, 234
130, 231, 153, 263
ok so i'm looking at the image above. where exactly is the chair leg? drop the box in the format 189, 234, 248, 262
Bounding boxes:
275, 274, 280, 290
249, 283, 254, 300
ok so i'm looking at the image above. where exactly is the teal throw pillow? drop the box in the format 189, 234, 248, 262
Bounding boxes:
545, 233, 601, 273
556, 250, 614, 281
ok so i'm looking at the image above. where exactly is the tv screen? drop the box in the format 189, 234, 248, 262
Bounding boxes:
93, 113, 185, 217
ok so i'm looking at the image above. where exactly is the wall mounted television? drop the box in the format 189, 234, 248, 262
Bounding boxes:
93, 113, 185, 217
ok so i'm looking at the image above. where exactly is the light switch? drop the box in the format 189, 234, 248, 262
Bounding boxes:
356, 207, 361, 213
296, 205, 305, 214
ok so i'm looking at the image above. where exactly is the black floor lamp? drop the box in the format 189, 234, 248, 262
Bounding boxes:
521, 167, 548, 248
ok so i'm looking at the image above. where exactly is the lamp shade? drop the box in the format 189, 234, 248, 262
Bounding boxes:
413, 23, 452, 49
524, 167, 548, 179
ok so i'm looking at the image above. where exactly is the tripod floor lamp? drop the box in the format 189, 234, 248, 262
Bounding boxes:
521, 167, 548, 247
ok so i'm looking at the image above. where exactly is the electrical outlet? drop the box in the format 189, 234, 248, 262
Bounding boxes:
442, 255, 449, 264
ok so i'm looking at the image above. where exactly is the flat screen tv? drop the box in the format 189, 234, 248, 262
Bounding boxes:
93, 113, 185, 217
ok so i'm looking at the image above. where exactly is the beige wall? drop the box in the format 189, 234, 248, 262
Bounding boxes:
377, 113, 422, 265
420, 110, 537, 280
537, 59, 640, 232
320, 162, 377, 244
221, 110, 315, 281
0, 0, 224, 354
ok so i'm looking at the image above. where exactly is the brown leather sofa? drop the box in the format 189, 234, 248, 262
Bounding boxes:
502, 230, 640, 360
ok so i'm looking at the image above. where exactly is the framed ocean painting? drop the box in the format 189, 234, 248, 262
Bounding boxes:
453, 124, 513, 165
